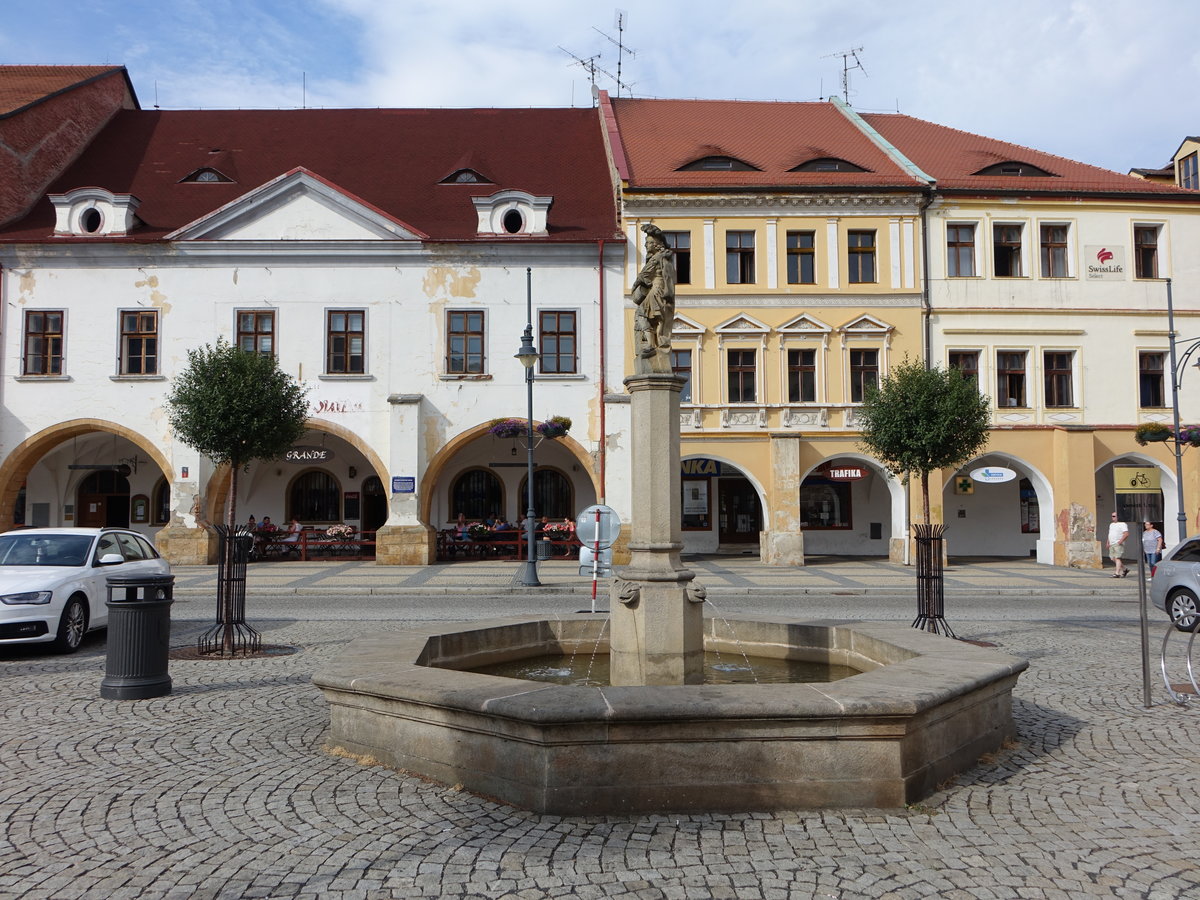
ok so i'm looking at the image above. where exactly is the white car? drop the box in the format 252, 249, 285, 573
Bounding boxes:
0, 527, 170, 652
1149, 535, 1200, 631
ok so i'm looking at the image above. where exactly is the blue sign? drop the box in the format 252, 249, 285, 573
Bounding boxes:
392, 476, 415, 493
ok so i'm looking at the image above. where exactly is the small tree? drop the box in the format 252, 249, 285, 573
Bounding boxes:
166, 339, 310, 530
856, 359, 991, 524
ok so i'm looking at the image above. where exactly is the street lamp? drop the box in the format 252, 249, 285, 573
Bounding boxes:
514, 267, 542, 587
1165, 278, 1200, 543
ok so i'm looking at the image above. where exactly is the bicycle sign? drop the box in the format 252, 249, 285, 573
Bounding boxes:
1114, 466, 1161, 494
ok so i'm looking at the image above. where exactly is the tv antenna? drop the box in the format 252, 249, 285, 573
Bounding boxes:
822, 46, 866, 104
558, 43, 635, 100
592, 9, 636, 97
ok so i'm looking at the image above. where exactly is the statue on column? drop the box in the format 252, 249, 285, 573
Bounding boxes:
631, 223, 676, 374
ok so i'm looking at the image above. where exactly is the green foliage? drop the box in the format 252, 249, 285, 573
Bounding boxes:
857, 359, 991, 521
166, 339, 310, 470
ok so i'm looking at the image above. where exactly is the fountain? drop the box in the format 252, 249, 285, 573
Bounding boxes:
313, 224, 1027, 813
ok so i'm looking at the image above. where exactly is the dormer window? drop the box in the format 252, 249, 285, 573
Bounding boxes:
180, 167, 233, 183
472, 189, 552, 236
973, 161, 1055, 178
678, 155, 759, 172
789, 157, 868, 173
49, 187, 141, 237
441, 168, 491, 184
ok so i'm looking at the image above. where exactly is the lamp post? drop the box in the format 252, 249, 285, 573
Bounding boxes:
1165, 278, 1200, 543
514, 267, 542, 587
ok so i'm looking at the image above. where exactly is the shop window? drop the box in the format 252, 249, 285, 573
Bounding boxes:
1019, 478, 1040, 534
289, 470, 341, 523
681, 478, 710, 530
800, 477, 852, 529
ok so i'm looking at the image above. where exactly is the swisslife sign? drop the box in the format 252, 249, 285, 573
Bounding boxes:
1084, 245, 1125, 281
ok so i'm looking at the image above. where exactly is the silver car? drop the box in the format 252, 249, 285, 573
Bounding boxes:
1149, 535, 1200, 631
0, 527, 170, 652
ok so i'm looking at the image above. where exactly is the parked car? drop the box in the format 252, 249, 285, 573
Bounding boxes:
1149, 535, 1200, 631
0, 527, 170, 652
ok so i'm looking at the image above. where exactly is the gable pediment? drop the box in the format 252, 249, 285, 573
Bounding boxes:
838, 314, 894, 335
671, 312, 706, 335
715, 313, 769, 334
779, 313, 832, 334
165, 168, 426, 241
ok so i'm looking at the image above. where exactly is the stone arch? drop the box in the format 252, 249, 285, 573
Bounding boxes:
1094, 450, 1179, 541
681, 452, 769, 520
419, 422, 597, 525
205, 417, 388, 524
948, 451, 1055, 562
799, 452, 906, 540
0, 419, 172, 532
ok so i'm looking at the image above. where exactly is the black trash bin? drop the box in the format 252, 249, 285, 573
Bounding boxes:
536, 540, 553, 560
100, 574, 175, 700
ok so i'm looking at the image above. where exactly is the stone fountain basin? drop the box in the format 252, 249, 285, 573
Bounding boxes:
313, 615, 1028, 814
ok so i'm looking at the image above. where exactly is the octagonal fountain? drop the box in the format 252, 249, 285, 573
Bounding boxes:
314, 267, 1027, 813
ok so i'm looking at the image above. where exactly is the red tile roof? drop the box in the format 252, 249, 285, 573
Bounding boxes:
609, 98, 924, 190
0, 66, 133, 117
0, 108, 620, 242
861, 112, 1194, 196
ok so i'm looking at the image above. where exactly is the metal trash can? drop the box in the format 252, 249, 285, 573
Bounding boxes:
536, 540, 554, 560
100, 574, 175, 700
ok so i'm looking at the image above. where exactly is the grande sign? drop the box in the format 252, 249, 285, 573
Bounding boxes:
285, 446, 334, 463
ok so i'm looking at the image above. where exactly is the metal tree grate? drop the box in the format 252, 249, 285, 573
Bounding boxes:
198, 525, 262, 656
912, 523, 955, 638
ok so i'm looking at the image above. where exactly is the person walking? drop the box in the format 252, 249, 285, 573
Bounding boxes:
1142, 521, 1165, 572
1108, 512, 1130, 577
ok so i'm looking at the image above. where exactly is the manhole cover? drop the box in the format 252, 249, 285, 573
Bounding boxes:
169, 644, 298, 661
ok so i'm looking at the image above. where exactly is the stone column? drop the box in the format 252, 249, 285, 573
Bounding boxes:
609, 374, 705, 685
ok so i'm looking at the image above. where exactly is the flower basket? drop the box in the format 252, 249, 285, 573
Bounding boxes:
1178, 425, 1200, 447
1134, 423, 1173, 446
326, 524, 354, 539
467, 523, 492, 540
536, 415, 572, 440
543, 523, 572, 540
489, 418, 527, 439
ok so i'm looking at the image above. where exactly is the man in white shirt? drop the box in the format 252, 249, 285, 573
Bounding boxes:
1107, 513, 1130, 577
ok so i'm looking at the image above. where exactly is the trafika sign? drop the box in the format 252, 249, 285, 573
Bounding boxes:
970, 466, 1017, 484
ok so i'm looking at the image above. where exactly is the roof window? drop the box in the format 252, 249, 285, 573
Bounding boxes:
973, 161, 1056, 178
678, 155, 759, 172
441, 168, 491, 184
180, 167, 233, 183
789, 157, 868, 173
48, 187, 141, 237
472, 189, 552, 236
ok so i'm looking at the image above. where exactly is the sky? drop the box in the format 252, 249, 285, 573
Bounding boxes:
4, 0, 1198, 174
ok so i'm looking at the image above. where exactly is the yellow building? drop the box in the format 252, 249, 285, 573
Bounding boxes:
603, 94, 1200, 567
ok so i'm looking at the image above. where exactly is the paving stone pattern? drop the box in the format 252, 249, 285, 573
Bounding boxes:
1, 573, 1198, 898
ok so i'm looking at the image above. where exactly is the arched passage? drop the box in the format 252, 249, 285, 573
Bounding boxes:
798, 453, 904, 557
1095, 452, 1178, 543
0, 419, 172, 532
945, 452, 1054, 562
680, 454, 768, 555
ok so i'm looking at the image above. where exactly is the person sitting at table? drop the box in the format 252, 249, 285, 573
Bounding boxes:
246, 515, 257, 531
260, 516, 277, 532
455, 512, 469, 540
280, 518, 302, 543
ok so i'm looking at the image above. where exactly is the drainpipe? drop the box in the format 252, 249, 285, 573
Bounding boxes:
597, 239, 607, 504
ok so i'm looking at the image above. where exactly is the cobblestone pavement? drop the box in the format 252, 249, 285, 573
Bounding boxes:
1, 583, 1198, 899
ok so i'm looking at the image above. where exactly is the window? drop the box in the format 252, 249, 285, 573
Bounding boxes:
153, 479, 171, 526
994, 224, 1023, 277
800, 477, 852, 529
681, 479, 711, 530
847, 230, 876, 284
1139, 352, 1165, 407
289, 470, 341, 523
326, 310, 365, 374
237, 310, 275, 357
664, 231, 691, 284
1040, 224, 1069, 277
539, 311, 576, 374
671, 348, 693, 402
726, 231, 755, 284
518, 469, 573, 520
1181, 152, 1199, 190
679, 155, 758, 171
849, 349, 878, 401
789, 157, 867, 173
120, 310, 158, 375
786, 231, 816, 284
997, 351, 1027, 407
787, 348, 816, 402
973, 161, 1054, 177
1044, 351, 1074, 407
1135, 226, 1159, 279
446, 310, 485, 374
948, 351, 980, 384
450, 468, 502, 521
947, 224, 976, 277
727, 349, 756, 402
23, 311, 64, 375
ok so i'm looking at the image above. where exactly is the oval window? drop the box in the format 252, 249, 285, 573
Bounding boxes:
80, 208, 103, 234
502, 209, 524, 234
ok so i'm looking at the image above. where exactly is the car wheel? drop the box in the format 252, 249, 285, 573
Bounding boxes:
53, 596, 88, 652
1168, 589, 1200, 632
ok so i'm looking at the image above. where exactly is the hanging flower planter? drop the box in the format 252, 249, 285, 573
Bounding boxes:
488, 418, 527, 439
1178, 425, 1200, 447
1134, 423, 1172, 446
535, 415, 572, 440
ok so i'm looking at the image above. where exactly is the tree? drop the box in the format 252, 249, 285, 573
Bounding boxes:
166, 339, 310, 530
856, 359, 991, 524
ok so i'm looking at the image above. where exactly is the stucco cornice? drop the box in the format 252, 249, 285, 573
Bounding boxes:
622, 193, 923, 216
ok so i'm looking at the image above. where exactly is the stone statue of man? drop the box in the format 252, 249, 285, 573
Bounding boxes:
631, 223, 676, 374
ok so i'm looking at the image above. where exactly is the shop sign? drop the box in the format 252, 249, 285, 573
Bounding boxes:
681, 458, 722, 476
1114, 466, 1160, 494
392, 476, 415, 493
970, 466, 1017, 484
1084, 245, 1126, 281
285, 446, 334, 463
821, 464, 867, 481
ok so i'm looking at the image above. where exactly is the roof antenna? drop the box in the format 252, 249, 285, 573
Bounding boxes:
154, 80, 160, 110
302, 72, 306, 109
822, 46, 866, 105
592, 10, 636, 97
